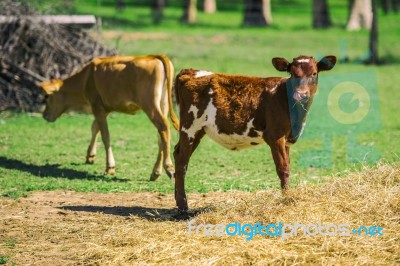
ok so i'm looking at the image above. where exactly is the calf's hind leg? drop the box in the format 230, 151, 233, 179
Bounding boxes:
145, 108, 174, 181
150, 135, 164, 181
174, 130, 205, 213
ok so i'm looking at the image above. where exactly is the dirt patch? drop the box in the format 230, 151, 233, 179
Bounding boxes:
209, 34, 228, 44
0, 190, 225, 265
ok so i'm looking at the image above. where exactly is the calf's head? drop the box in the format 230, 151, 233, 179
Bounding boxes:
272, 55, 336, 101
40, 79, 66, 122
272, 55, 336, 143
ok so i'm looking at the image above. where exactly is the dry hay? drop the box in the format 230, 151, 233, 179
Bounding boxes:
0, 1, 116, 112
0, 163, 399, 265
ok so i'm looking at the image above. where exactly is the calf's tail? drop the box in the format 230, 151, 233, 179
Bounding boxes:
155, 54, 180, 130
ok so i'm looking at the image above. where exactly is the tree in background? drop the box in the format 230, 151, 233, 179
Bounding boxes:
346, 0, 378, 64
313, 0, 332, 28
381, 0, 399, 13
347, 0, 398, 64
243, 0, 272, 26
368, 0, 379, 64
116, 0, 125, 12
181, 0, 197, 24
393, 0, 400, 12
203, 0, 216, 13
347, 0, 372, 30
152, 0, 165, 24
382, 0, 391, 13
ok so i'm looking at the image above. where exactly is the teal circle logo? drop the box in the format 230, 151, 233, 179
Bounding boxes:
327, 81, 370, 124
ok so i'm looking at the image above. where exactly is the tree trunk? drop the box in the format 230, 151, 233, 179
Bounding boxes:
392, 0, 399, 12
381, 0, 399, 13
381, 0, 391, 14
181, 0, 197, 24
367, 0, 379, 64
348, 0, 355, 21
313, 0, 332, 28
203, 0, 216, 13
116, 0, 125, 12
243, 0, 272, 26
347, 0, 373, 30
152, 0, 165, 24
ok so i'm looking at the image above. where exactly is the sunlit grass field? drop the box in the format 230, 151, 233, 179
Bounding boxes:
0, 1, 399, 198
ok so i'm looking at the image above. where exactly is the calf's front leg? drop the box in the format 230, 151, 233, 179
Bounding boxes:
86, 120, 100, 164
268, 138, 290, 190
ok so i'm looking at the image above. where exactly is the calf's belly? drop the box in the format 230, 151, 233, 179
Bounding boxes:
182, 101, 265, 151
204, 126, 264, 151
111, 102, 141, 115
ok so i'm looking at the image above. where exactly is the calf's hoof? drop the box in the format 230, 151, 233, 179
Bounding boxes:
167, 170, 175, 180
172, 209, 192, 220
150, 172, 161, 181
86, 155, 96, 164
165, 165, 175, 179
105, 167, 115, 175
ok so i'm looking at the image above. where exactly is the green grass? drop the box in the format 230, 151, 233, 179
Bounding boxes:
0, 256, 9, 265
3, 239, 16, 249
0, 238, 14, 265
0, 1, 399, 197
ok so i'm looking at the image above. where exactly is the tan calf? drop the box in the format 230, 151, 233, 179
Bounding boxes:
40, 55, 179, 180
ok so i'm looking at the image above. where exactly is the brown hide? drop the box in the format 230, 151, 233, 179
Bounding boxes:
176, 71, 290, 141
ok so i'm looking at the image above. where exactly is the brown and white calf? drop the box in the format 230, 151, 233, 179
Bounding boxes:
40, 55, 179, 180
173, 55, 336, 212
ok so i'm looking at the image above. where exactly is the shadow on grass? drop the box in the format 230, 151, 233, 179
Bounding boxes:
100, 16, 241, 31
0, 156, 128, 182
100, 16, 148, 29
92, 13, 251, 31
60, 205, 212, 221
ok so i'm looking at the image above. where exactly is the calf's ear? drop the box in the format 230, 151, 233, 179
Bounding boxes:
39, 79, 63, 95
272, 57, 290, 72
317, 56, 337, 72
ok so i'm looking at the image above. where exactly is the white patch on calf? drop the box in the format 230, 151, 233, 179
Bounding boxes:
182, 99, 265, 150
188, 105, 199, 117
194, 70, 213, 78
204, 117, 264, 151
296, 58, 310, 63
182, 105, 202, 140
269, 85, 278, 93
